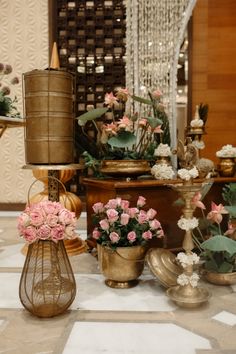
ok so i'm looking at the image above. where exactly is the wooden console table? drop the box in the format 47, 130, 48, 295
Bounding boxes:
83, 177, 236, 250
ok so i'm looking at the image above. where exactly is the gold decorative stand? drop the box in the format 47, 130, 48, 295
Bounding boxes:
166, 179, 211, 308
19, 167, 79, 317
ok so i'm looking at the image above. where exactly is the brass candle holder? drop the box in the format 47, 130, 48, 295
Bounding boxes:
166, 178, 211, 308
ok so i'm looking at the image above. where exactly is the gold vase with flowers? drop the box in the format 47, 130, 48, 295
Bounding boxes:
216, 144, 236, 177
76, 88, 171, 178
191, 183, 236, 286
91, 195, 164, 288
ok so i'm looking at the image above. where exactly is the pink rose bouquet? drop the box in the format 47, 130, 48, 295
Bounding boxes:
17, 200, 77, 243
91, 196, 164, 249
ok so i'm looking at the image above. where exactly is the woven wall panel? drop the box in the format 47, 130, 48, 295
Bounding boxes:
0, 0, 49, 203
53, 0, 126, 115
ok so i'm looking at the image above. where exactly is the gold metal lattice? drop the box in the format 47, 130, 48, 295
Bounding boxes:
19, 239, 76, 318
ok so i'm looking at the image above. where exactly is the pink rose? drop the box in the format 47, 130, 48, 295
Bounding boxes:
17, 213, 30, 231
142, 230, 153, 240
120, 199, 130, 210
137, 196, 146, 207
149, 219, 161, 230
92, 202, 104, 214
46, 214, 59, 227
99, 219, 109, 230
29, 209, 45, 226
37, 224, 51, 240
128, 207, 139, 218
65, 225, 76, 238
127, 231, 136, 243
105, 199, 118, 209
23, 226, 38, 243
59, 209, 75, 225
157, 229, 164, 238
138, 210, 148, 224
146, 208, 157, 220
92, 228, 101, 239
42, 201, 62, 215
51, 224, 65, 242
109, 232, 120, 243
106, 208, 119, 223
120, 213, 130, 225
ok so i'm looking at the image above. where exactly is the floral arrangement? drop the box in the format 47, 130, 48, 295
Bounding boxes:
17, 200, 77, 243
154, 143, 172, 157
177, 166, 199, 181
216, 144, 236, 158
177, 273, 200, 287
0, 63, 20, 117
176, 252, 200, 268
151, 163, 175, 180
190, 188, 236, 273
91, 196, 164, 249
77, 88, 171, 165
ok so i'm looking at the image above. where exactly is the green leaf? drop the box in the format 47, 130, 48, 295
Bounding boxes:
225, 206, 236, 218
146, 116, 163, 128
76, 107, 109, 126
108, 131, 136, 148
131, 95, 152, 105
201, 235, 236, 256
218, 261, 233, 273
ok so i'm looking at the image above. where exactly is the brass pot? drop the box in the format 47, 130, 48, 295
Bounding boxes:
203, 269, 236, 285
100, 160, 150, 177
218, 157, 235, 177
97, 244, 146, 288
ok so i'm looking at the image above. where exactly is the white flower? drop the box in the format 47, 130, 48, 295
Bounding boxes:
192, 140, 205, 150
178, 166, 199, 181
177, 272, 200, 287
177, 216, 199, 231
176, 252, 200, 268
154, 143, 172, 157
151, 163, 175, 180
216, 144, 236, 158
190, 118, 204, 128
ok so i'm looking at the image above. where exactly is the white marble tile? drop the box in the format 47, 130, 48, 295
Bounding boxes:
212, 310, 236, 326
0, 243, 26, 268
0, 211, 21, 217
62, 322, 211, 354
0, 273, 22, 308
75, 229, 87, 240
0, 273, 175, 312
231, 284, 236, 292
74, 274, 176, 312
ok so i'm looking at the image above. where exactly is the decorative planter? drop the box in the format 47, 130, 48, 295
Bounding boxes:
203, 269, 236, 285
100, 159, 150, 178
97, 244, 146, 288
218, 157, 235, 177
19, 240, 76, 318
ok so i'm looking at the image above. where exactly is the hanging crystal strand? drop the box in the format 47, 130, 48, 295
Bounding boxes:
125, 0, 197, 152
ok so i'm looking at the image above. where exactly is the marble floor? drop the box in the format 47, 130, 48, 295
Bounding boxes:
0, 212, 236, 354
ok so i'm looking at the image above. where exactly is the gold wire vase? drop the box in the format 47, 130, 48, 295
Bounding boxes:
19, 239, 76, 318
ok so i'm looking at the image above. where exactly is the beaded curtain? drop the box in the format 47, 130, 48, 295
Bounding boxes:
125, 0, 197, 151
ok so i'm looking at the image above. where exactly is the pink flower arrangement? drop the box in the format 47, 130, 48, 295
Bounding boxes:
77, 87, 170, 162
17, 200, 77, 243
91, 196, 164, 249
